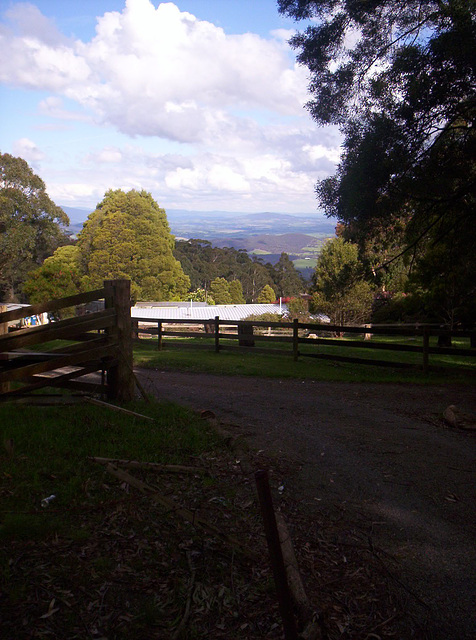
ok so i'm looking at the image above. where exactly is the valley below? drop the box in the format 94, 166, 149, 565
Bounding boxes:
65, 207, 336, 277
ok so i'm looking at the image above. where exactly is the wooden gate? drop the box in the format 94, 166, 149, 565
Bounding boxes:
0, 279, 134, 403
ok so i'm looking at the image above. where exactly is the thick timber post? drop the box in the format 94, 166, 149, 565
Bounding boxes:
0, 305, 9, 393
293, 319, 299, 362
104, 279, 134, 402
422, 327, 430, 375
214, 316, 220, 353
158, 321, 163, 351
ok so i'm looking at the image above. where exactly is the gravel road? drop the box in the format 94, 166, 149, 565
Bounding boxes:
137, 368, 476, 639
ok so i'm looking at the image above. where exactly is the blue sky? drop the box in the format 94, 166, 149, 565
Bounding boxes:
0, 0, 341, 214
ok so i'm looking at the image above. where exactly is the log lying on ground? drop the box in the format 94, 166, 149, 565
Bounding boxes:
89, 456, 210, 474
85, 397, 155, 421
275, 511, 322, 640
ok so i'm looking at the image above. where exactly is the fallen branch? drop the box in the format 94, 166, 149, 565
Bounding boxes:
276, 511, 322, 640
104, 463, 257, 561
84, 397, 155, 421
89, 456, 210, 475
133, 370, 150, 403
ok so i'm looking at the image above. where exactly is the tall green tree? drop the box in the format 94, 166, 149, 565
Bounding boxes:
228, 279, 245, 304
239, 260, 276, 303
310, 238, 374, 325
272, 252, 305, 298
257, 284, 277, 303
23, 245, 83, 304
209, 277, 232, 304
77, 189, 190, 301
0, 153, 69, 301
279, 0, 476, 323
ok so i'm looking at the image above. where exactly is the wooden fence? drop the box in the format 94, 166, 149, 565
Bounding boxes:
0, 280, 134, 402
132, 316, 476, 373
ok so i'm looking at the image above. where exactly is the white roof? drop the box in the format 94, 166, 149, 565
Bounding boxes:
131, 303, 288, 322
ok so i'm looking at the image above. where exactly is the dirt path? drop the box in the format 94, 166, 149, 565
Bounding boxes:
136, 368, 476, 639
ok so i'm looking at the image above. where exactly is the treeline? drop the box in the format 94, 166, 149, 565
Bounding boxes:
174, 239, 304, 303
2, 144, 475, 328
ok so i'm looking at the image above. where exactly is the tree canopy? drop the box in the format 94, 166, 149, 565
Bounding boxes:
272, 252, 305, 298
257, 284, 277, 303
279, 0, 476, 324
209, 278, 232, 304
310, 237, 373, 324
23, 245, 83, 305
174, 239, 280, 302
77, 189, 190, 301
0, 153, 69, 301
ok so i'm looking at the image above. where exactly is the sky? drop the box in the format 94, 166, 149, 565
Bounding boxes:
0, 0, 342, 215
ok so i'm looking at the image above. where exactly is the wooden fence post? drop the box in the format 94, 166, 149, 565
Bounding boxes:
422, 327, 430, 374
132, 319, 139, 340
238, 321, 255, 347
0, 305, 10, 393
158, 321, 163, 351
104, 279, 134, 402
214, 316, 220, 353
293, 319, 299, 362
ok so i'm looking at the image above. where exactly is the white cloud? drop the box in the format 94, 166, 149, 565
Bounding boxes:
165, 159, 249, 194
12, 137, 45, 165
5, 2, 67, 46
270, 28, 296, 42
50, 182, 101, 204
1, 0, 309, 140
303, 144, 341, 164
0, 1, 343, 212
85, 147, 123, 163
38, 96, 90, 121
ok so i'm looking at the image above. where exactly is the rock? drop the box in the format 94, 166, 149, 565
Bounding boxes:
443, 405, 476, 431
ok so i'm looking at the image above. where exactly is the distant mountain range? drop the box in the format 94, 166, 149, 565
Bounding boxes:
62, 206, 335, 279
62, 206, 335, 238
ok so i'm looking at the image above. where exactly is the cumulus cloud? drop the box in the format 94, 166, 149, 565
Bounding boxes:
0, 0, 309, 140
4, 2, 67, 46
1, 0, 343, 212
303, 144, 341, 164
38, 96, 90, 121
85, 147, 123, 164
12, 137, 45, 166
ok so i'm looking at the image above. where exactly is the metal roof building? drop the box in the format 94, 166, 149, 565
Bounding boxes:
131, 303, 288, 322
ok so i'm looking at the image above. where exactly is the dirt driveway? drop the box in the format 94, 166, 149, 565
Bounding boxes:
137, 368, 476, 639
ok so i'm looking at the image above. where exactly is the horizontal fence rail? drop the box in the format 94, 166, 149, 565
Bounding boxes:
0, 280, 134, 402
132, 316, 476, 373
0, 288, 106, 325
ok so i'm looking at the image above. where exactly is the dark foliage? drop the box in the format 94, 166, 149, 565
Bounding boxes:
279, 0, 476, 325
174, 239, 300, 302
0, 153, 69, 301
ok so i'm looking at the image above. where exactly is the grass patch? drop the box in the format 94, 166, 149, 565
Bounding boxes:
293, 258, 318, 269
133, 335, 476, 384
2, 399, 273, 639
0, 400, 219, 528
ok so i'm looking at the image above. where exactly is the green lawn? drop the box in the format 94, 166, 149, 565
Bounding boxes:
0, 399, 220, 540
133, 335, 476, 384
